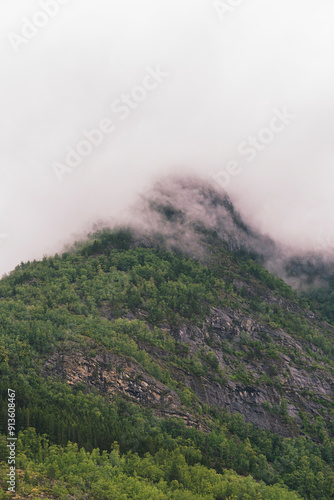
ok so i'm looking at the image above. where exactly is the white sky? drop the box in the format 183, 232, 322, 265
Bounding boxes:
1, 0, 334, 275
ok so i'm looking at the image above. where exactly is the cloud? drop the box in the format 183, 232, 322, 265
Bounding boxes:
1, 0, 334, 276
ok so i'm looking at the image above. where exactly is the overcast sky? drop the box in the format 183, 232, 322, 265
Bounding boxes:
1, 0, 334, 276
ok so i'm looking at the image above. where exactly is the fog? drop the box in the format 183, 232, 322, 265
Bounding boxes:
1, 0, 334, 277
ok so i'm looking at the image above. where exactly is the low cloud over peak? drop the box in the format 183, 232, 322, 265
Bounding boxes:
1, 0, 334, 276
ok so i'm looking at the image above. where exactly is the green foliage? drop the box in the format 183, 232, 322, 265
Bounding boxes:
303, 286, 334, 325
200, 350, 220, 371
0, 427, 305, 500
231, 365, 254, 385
233, 250, 295, 297
0, 228, 334, 499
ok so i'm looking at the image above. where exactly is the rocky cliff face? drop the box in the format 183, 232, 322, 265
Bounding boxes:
44, 340, 201, 428
44, 299, 334, 438
168, 306, 333, 437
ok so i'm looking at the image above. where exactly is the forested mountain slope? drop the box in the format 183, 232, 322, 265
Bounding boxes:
1, 183, 334, 499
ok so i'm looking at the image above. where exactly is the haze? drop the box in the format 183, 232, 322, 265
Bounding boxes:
1, 0, 334, 277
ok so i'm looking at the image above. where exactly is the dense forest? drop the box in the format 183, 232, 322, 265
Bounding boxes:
303, 284, 334, 326
0, 228, 334, 499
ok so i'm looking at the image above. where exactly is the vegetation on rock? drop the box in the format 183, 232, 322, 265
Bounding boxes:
1, 227, 334, 499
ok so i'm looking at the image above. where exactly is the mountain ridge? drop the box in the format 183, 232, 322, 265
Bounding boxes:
1, 179, 334, 499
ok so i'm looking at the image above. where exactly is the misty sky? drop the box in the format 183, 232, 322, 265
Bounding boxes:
1, 0, 334, 276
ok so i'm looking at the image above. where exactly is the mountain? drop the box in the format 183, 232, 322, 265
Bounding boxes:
0, 179, 334, 499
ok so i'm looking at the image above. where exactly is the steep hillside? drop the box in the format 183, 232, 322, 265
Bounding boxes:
1, 188, 334, 499
284, 254, 334, 324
